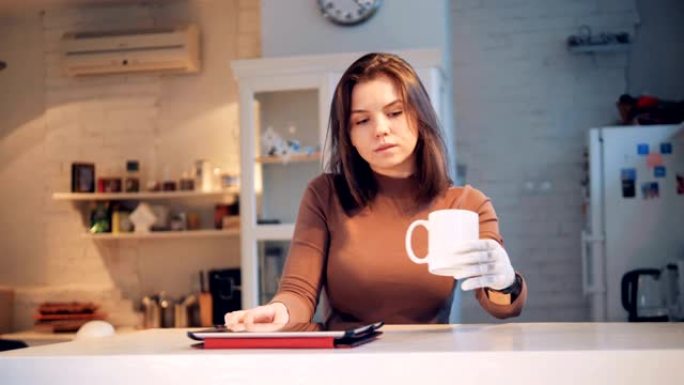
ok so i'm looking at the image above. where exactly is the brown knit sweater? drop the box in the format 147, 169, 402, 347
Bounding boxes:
271, 172, 527, 324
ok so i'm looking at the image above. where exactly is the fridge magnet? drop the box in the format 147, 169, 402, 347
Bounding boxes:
650, 182, 660, 198
654, 166, 666, 178
637, 143, 649, 155
646, 153, 663, 168
621, 168, 636, 198
622, 179, 636, 198
641, 182, 659, 199
660, 142, 673, 154
677, 174, 684, 195
621, 168, 636, 180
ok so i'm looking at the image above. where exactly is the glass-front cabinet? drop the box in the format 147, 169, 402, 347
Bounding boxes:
254, 89, 322, 225
231, 50, 448, 308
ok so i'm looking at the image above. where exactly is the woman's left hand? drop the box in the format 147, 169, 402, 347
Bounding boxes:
449, 239, 516, 291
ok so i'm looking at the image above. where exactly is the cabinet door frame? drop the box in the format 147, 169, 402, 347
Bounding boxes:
237, 73, 331, 308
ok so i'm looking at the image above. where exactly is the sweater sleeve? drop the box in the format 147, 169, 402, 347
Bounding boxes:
459, 185, 527, 319
269, 176, 330, 323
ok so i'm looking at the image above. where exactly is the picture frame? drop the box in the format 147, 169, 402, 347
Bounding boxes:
71, 163, 95, 193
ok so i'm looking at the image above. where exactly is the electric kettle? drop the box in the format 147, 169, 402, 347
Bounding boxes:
664, 260, 684, 321
621, 268, 669, 322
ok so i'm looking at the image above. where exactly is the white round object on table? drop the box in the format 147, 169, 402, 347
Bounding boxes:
75, 320, 115, 339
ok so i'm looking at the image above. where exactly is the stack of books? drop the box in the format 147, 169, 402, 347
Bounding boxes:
33, 302, 106, 333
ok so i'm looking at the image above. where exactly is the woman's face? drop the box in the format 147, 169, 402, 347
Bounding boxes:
349, 75, 419, 178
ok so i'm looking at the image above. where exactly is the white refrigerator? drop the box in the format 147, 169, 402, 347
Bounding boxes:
583, 124, 684, 322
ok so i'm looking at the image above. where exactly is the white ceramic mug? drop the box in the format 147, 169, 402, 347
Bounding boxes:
405, 209, 479, 276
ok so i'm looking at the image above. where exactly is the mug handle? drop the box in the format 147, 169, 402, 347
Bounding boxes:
405, 219, 429, 264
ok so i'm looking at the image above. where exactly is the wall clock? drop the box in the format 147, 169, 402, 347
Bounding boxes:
317, 0, 382, 26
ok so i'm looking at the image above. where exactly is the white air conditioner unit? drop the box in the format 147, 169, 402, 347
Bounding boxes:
61, 24, 200, 76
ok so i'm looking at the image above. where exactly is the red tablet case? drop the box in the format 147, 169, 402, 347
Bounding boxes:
202, 336, 335, 349
190, 322, 383, 349
199, 331, 381, 349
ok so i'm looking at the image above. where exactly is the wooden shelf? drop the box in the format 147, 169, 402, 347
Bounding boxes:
84, 228, 240, 240
53, 188, 239, 201
253, 224, 295, 240
255, 152, 321, 164
568, 44, 630, 54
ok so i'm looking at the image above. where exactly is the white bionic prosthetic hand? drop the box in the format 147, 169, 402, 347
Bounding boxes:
450, 239, 516, 291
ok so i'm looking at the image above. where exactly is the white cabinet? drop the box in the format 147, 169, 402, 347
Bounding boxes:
231, 49, 448, 308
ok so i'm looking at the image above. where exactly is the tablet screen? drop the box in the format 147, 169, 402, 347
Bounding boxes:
187, 321, 383, 340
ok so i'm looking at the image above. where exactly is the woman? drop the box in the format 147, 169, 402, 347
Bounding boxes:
226, 53, 527, 327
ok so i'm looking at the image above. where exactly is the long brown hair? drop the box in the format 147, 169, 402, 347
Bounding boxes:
326, 52, 451, 214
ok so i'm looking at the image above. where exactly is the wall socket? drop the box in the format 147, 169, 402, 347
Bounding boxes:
523, 180, 553, 194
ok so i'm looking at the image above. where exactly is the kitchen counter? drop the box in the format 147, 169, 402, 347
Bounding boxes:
0, 330, 75, 347
1, 326, 137, 347
1, 323, 683, 384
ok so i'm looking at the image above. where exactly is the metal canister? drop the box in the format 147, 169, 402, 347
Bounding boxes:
141, 296, 161, 329
174, 294, 197, 328
158, 292, 175, 328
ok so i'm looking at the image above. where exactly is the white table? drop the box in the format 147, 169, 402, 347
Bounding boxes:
2, 323, 683, 385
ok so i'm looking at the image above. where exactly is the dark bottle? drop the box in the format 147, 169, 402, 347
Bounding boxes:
89, 202, 111, 233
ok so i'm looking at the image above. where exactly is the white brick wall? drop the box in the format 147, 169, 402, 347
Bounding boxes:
452, 0, 640, 322
0, 0, 259, 330
628, 0, 684, 99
